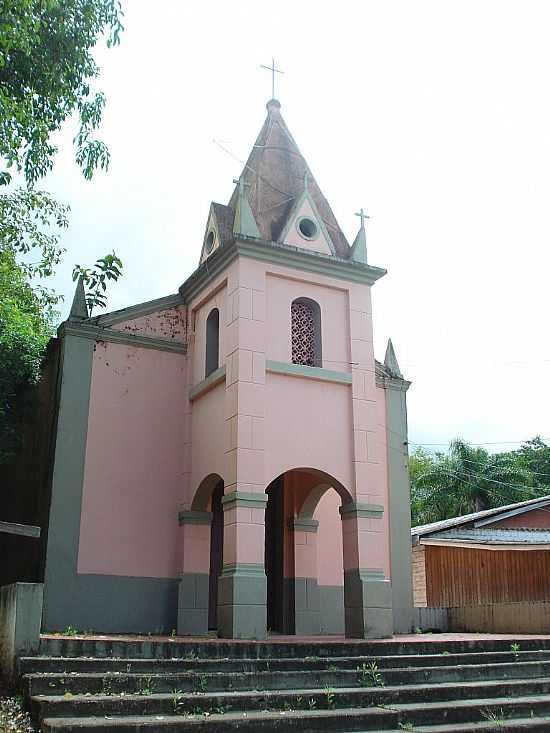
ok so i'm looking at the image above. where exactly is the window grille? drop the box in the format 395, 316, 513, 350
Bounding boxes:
291, 300, 316, 366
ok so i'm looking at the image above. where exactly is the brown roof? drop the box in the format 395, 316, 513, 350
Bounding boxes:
228, 100, 351, 258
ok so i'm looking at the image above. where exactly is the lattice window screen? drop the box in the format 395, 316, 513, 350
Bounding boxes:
291, 301, 316, 366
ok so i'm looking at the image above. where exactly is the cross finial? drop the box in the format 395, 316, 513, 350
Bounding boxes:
355, 208, 370, 229
260, 57, 284, 100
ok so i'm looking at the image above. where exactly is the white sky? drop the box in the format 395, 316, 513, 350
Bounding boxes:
40, 0, 549, 452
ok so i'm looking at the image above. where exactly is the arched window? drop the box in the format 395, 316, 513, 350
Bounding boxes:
205, 308, 220, 377
291, 298, 322, 367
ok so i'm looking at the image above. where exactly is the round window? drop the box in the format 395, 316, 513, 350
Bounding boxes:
205, 230, 216, 253
297, 217, 318, 240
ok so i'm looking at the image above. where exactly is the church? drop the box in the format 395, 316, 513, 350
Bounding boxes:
40, 97, 413, 640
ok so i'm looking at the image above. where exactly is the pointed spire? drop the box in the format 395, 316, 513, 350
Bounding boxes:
69, 276, 89, 321
350, 208, 370, 264
384, 339, 403, 378
232, 177, 261, 239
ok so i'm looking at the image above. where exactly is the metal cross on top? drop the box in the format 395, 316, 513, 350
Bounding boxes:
355, 207, 371, 229
260, 57, 284, 100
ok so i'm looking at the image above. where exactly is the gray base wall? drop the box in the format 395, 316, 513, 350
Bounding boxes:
42, 575, 178, 635
319, 586, 344, 634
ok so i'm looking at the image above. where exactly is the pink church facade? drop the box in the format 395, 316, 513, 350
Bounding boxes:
42, 100, 413, 638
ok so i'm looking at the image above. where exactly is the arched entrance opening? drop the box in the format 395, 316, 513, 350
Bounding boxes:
264, 468, 352, 635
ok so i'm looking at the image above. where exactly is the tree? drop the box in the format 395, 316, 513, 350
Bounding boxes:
0, 0, 125, 462
410, 438, 539, 525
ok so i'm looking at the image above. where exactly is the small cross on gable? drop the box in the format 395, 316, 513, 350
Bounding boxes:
355, 208, 370, 229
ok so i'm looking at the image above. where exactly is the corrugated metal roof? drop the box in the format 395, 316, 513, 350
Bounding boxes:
424, 527, 550, 545
412, 494, 550, 538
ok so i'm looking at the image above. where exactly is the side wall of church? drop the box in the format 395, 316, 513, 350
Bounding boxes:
42, 306, 190, 634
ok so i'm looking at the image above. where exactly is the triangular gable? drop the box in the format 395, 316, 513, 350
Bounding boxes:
199, 203, 234, 265
277, 186, 335, 256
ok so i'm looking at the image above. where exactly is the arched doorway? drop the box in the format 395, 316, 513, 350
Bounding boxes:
264, 468, 352, 636
208, 479, 224, 630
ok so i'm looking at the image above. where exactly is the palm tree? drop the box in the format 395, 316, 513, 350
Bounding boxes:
414, 438, 537, 519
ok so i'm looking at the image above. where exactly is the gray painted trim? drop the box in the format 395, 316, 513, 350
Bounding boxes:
178, 511, 213, 526
219, 563, 266, 577
236, 239, 387, 286
386, 382, 414, 634
42, 334, 94, 630
378, 376, 412, 392
189, 365, 226, 401
266, 360, 352, 385
221, 492, 268, 510
291, 518, 319, 533
60, 323, 187, 354
93, 293, 183, 327
339, 502, 384, 519
0, 521, 40, 538
179, 237, 386, 304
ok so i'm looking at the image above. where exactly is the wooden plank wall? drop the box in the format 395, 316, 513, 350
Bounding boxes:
426, 545, 550, 607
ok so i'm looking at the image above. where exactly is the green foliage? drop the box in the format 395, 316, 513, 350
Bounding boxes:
0, 248, 56, 460
410, 438, 550, 526
0, 0, 123, 184
0, 0, 124, 461
73, 252, 122, 313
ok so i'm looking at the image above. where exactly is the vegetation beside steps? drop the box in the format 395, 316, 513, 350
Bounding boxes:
16, 637, 550, 731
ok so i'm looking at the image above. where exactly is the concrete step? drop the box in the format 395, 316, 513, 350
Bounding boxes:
20, 648, 550, 675
38, 636, 550, 660
22, 659, 550, 696
41, 706, 398, 732
29, 678, 550, 721
375, 716, 550, 732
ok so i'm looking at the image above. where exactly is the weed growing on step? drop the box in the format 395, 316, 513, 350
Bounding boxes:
481, 707, 507, 727
135, 676, 155, 695
101, 675, 113, 696
327, 664, 338, 673
357, 661, 384, 687
441, 650, 450, 656
510, 643, 521, 658
63, 625, 79, 637
399, 722, 414, 731
195, 674, 208, 693
324, 687, 335, 709
171, 688, 183, 713
308, 698, 317, 710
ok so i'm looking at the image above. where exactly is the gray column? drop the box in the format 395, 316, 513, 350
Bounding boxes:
177, 511, 212, 636
386, 380, 414, 633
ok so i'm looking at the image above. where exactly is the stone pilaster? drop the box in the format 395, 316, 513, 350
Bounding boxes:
340, 503, 393, 638
217, 492, 268, 639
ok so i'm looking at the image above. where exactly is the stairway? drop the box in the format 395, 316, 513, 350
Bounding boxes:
18, 636, 550, 731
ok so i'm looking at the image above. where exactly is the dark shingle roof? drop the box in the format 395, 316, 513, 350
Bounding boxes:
228, 100, 351, 259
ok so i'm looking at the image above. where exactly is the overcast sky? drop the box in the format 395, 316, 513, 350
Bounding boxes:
40, 0, 549, 453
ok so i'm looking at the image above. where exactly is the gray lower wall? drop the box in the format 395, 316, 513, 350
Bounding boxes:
0, 583, 43, 679
42, 574, 179, 634
319, 586, 344, 634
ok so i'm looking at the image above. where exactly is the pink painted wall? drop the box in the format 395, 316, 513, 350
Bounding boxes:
112, 305, 187, 343
315, 489, 344, 586
77, 340, 187, 578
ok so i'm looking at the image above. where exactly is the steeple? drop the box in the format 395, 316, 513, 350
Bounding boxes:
384, 339, 403, 378
69, 276, 89, 321
232, 177, 261, 238
228, 99, 351, 258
